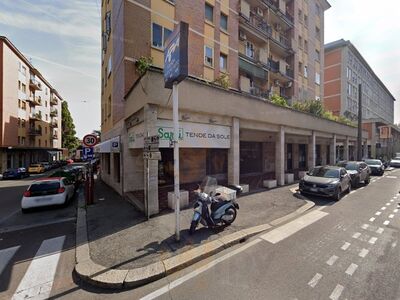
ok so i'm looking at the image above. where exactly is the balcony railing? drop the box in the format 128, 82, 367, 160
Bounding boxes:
248, 14, 272, 37
250, 86, 270, 99
50, 109, 58, 117
29, 112, 42, 121
27, 95, 42, 106
50, 120, 58, 128
268, 59, 279, 72
262, 0, 294, 27
29, 78, 42, 91
50, 97, 58, 106
51, 133, 59, 140
286, 69, 294, 79
28, 128, 42, 136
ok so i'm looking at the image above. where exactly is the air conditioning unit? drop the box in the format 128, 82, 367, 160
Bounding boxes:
256, 7, 264, 16
239, 30, 247, 41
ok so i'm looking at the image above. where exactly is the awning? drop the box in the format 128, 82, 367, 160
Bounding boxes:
94, 136, 120, 153
239, 57, 267, 80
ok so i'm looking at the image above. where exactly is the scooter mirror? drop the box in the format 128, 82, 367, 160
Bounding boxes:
215, 193, 221, 197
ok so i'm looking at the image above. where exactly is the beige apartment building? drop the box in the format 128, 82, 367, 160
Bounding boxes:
0, 36, 63, 172
99, 0, 367, 216
324, 39, 396, 159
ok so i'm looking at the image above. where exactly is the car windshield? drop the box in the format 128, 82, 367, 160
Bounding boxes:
30, 181, 60, 192
309, 168, 340, 178
344, 163, 358, 170
365, 160, 381, 165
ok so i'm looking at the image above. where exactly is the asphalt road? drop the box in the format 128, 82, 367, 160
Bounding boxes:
0, 169, 399, 299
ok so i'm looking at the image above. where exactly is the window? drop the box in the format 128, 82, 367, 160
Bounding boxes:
113, 153, 121, 183
219, 53, 227, 71
18, 136, 21, 144
298, 35, 303, 49
347, 67, 352, 79
18, 80, 21, 90
347, 83, 352, 95
18, 99, 21, 108
304, 14, 308, 27
205, 3, 213, 23
45, 88, 48, 95
45, 140, 48, 147
304, 65, 308, 78
298, 61, 303, 74
152, 23, 172, 49
304, 40, 308, 52
105, 11, 111, 36
108, 56, 112, 77
315, 26, 320, 39
22, 65, 26, 76
315, 49, 320, 61
21, 137, 25, 145
298, 9, 302, 23
220, 13, 228, 31
46, 114, 48, 121
204, 46, 214, 67
21, 83, 26, 93
18, 118, 21, 127
315, 72, 321, 85
18, 61, 21, 72
245, 41, 254, 58
22, 101, 26, 110
45, 101, 47, 107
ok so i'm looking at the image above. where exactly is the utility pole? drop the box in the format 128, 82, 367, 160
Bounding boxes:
173, 82, 180, 242
357, 83, 363, 160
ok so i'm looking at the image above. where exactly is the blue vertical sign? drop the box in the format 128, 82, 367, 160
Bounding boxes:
164, 21, 189, 89
83, 147, 94, 160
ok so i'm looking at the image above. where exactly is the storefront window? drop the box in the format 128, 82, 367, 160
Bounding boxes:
240, 142, 262, 174
316, 145, 322, 166
299, 144, 307, 169
206, 149, 227, 175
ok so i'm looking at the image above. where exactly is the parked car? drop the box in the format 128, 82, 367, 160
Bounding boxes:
299, 166, 351, 201
337, 161, 370, 187
2, 168, 29, 179
21, 177, 75, 212
28, 164, 45, 174
40, 162, 51, 172
390, 157, 400, 168
364, 159, 385, 176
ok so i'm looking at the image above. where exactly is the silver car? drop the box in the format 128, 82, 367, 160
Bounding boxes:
299, 166, 352, 201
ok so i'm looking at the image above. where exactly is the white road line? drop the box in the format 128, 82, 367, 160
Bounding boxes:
394, 209, 399, 213
350, 190, 356, 194
352, 232, 361, 239
308, 273, 323, 288
384, 220, 390, 226
368, 237, 378, 244
0, 246, 20, 276
392, 242, 397, 248
359, 248, 369, 258
361, 224, 369, 230
386, 203, 391, 206
345, 263, 358, 276
390, 199, 394, 202
381, 207, 386, 211
326, 255, 339, 266
375, 211, 382, 216
139, 238, 262, 300
330, 284, 344, 300
389, 214, 394, 219
260, 210, 329, 244
341, 242, 351, 251
12, 236, 65, 300
369, 217, 376, 222
359, 187, 365, 190
0, 217, 76, 234
376, 228, 384, 234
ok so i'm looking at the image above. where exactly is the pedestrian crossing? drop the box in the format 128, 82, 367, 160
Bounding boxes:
0, 235, 66, 300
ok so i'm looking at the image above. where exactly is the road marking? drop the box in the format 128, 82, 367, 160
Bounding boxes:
139, 238, 262, 300
0, 246, 20, 276
350, 190, 356, 194
386, 203, 391, 206
0, 209, 21, 225
352, 232, 361, 239
329, 284, 344, 300
326, 255, 339, 266
389, 214, 394, 219
361, 224, 369, 230
359, 248, 369, 258
383, 220, 390, 226
369, 217, 375, 222
390, 199, 394, 202
260, 210, 329, 244
376, 228, 384, 234
345, 263, 358, 276
368, 237, 378, 244
308, 273, 323, 288
359, 187, 365, 190
386, 176, 398, 179
381, 207, 386, 211
0, 217, 76, 234
341, 242, 351, 251
392, 242, 397, 248
394, 209, 399, 213
12, 236, 65, 300
375, 211, 382, 216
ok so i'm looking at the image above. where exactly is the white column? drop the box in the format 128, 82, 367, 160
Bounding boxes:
330, 134, 337, 164
344, 137, 350, 161
275, 126, 285, 186
228, 117, 240, 185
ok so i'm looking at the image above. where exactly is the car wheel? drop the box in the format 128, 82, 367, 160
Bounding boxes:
21, 208, 29, 214
333, 187, 341, 201
365, 176, 370, 185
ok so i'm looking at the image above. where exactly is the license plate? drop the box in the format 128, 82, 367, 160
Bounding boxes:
310, 188, 318, 192
36, 197, 53, 202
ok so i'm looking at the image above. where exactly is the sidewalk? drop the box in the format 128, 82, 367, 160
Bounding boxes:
87, 180, 305, 270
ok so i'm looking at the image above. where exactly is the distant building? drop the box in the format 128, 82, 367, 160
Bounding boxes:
324, 39, 396, 158
0, 36, 63, 172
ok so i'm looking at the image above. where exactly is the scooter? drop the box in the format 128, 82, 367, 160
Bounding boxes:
189, 177, 239, 235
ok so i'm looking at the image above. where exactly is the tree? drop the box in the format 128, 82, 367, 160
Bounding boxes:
61, 101, 80, 151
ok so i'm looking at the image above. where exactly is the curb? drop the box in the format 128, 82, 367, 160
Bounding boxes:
74, 189, 314, 289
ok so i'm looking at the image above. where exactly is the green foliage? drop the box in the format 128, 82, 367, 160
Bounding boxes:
270, 94, 288, 107
62, 101, 80, 151
213, 73, 230, 89
136, 56, 153, 76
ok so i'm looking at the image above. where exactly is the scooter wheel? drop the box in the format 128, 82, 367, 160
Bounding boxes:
222, 207, 237, 225
189, 220, 198, 235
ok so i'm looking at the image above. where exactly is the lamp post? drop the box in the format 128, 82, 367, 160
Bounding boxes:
357, 83, 363, 161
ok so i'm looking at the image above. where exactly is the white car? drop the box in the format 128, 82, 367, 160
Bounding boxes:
390, 157, 400, 168
21, 177, 75, 212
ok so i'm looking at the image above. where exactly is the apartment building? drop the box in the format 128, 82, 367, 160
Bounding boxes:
99, 0, 367, 216
0, 36, 63, 172
324, 39, 396, 158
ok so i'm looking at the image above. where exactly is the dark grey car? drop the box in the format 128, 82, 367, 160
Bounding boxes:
364, 159, 385, 176
299, 166, 351, 201
337, 161, 370, 187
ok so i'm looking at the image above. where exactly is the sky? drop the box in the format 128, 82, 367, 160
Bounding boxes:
0, 0, 398, 140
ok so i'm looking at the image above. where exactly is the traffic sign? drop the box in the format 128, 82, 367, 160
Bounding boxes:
143, 151, 161, 160
144, 135, 160, 145
83, 134, 98, 147
83, 147, 94, 160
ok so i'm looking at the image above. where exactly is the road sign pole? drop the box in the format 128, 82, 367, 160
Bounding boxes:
173, 82, 180, 242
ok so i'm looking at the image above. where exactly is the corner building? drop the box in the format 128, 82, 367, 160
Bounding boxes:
99, 0, 367, 216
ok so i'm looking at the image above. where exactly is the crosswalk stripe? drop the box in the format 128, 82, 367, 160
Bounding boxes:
12, 236, 65, 300
0, 246, 20, 276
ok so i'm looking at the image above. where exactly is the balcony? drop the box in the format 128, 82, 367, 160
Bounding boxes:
50, 120, 58, 128
51, 133, 59, 140
262, 0, 294, 27
239, 55, 268, 80
29, 112, 42, 121
268, 58, 279, 73
270, 32, 293, 53
29, 78, 42, 91
50, 108, 58, 117
27, 95, 42, 106
28, 128, 42, 136
50, 96, 58, 106
250, 86, 270, 99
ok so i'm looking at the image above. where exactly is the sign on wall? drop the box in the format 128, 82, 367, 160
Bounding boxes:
379, 126, 391, 139
128, 121, 231, 149
164, 21, 189, 89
